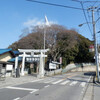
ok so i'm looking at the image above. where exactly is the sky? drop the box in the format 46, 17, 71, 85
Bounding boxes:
0, 0, 100, 48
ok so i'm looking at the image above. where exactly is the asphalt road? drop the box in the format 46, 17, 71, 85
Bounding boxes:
0, 72, 93, 100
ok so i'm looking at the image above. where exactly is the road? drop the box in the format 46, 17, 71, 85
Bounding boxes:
0, 72, 93, 100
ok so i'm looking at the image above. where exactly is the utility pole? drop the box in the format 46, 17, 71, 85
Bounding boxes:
73, 0, 100, 82
89, 6, 99, 82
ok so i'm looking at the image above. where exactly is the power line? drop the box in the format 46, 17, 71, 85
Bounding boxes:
80, 2, 93, 35
27, 0, 86, 10
72, 0, 93, 35
92, 0, 99, 6
87, 9, 91, 23
97, 3, 100, 8
97, 9, 100, 31
84, 1, 100, 3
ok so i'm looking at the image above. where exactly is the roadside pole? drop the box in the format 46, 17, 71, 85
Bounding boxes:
91, 7, 99, 82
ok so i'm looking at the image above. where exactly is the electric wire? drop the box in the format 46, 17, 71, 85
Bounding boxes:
92, 0, 98, 6
27, 0, 86, 10
97, 9, 100, 32
84, 1, 100, 3
87, 7, 91, 22
87, 9, 91, 27
97, 3, 100, 8
27, 0, 98, 37
80, 2, 93, 35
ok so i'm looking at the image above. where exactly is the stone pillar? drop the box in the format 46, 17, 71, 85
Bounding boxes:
38, 52, 44, 78
36, 62, 39, 74
21, 52, 25, 76
15, 56, 18, 72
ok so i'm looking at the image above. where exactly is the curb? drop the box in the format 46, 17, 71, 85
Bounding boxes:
93, 76, 100, 86
81, 75, 94, 100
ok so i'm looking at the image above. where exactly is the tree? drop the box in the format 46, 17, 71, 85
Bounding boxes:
8, 42, 18, 50
8, 24, 94, 67
74, 35, 94, 63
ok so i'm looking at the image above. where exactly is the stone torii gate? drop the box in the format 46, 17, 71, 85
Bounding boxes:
15, 49, 49, 78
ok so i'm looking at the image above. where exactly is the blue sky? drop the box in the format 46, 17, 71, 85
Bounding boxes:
0, 0, 100, 48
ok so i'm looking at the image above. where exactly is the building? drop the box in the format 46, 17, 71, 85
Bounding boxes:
0, 49, 15, 77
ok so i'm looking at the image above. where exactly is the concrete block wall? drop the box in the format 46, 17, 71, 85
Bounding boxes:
62, 63, 96, 73
45, 63, 97, 76
45, 69, 62, 76
70, 65, 96, 72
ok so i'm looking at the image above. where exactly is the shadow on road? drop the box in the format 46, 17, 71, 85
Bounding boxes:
66, 72, 95, 83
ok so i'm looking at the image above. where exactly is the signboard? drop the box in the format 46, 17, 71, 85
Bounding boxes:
89, 45, 94, 52
49, 63, 56, 69
6, 64, 13, 71
59, 57, 62, 64
26, 57, 40, 62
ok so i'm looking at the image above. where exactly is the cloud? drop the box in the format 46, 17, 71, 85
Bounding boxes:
23, 18, 57, 28
23, 18, 42, 27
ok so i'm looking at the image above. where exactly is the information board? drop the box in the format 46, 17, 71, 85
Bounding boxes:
49, 63, 56, 69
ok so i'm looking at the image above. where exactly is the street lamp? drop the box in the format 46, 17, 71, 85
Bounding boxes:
44, 16, 50, 53
78, 22, 91, 27
43, 16, 50, 76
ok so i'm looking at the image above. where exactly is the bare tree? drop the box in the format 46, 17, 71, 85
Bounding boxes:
8, 24, 78, 61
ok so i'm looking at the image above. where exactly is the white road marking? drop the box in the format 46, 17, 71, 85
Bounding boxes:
13, 97, 20, 100
44, 85, 50, 88
30, 89, 39, 94
44, 79, 56, 83
31, 79, 44, 83
70, 81, 78, 86
38, 79, 50, 83
52, 80, 64, 84
80, 82, 86, 87
6, 86, 39, 91
88, 76, 92, 82
60, 80, 70, 85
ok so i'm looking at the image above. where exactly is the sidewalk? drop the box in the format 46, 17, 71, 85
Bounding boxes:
0, 75, 38, 88
93, 78, 100, 100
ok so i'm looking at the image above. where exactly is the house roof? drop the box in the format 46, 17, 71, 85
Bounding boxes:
0, 48, 15, 57
8, 57, 22, 62
0, 49, 12, 55
13, 51, 20, 56
0, 61, 14, 64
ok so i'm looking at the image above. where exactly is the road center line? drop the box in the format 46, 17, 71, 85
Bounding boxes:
63, 74, 78, 80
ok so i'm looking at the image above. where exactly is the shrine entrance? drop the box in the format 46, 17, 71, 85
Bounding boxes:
14, 49, 49, 78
